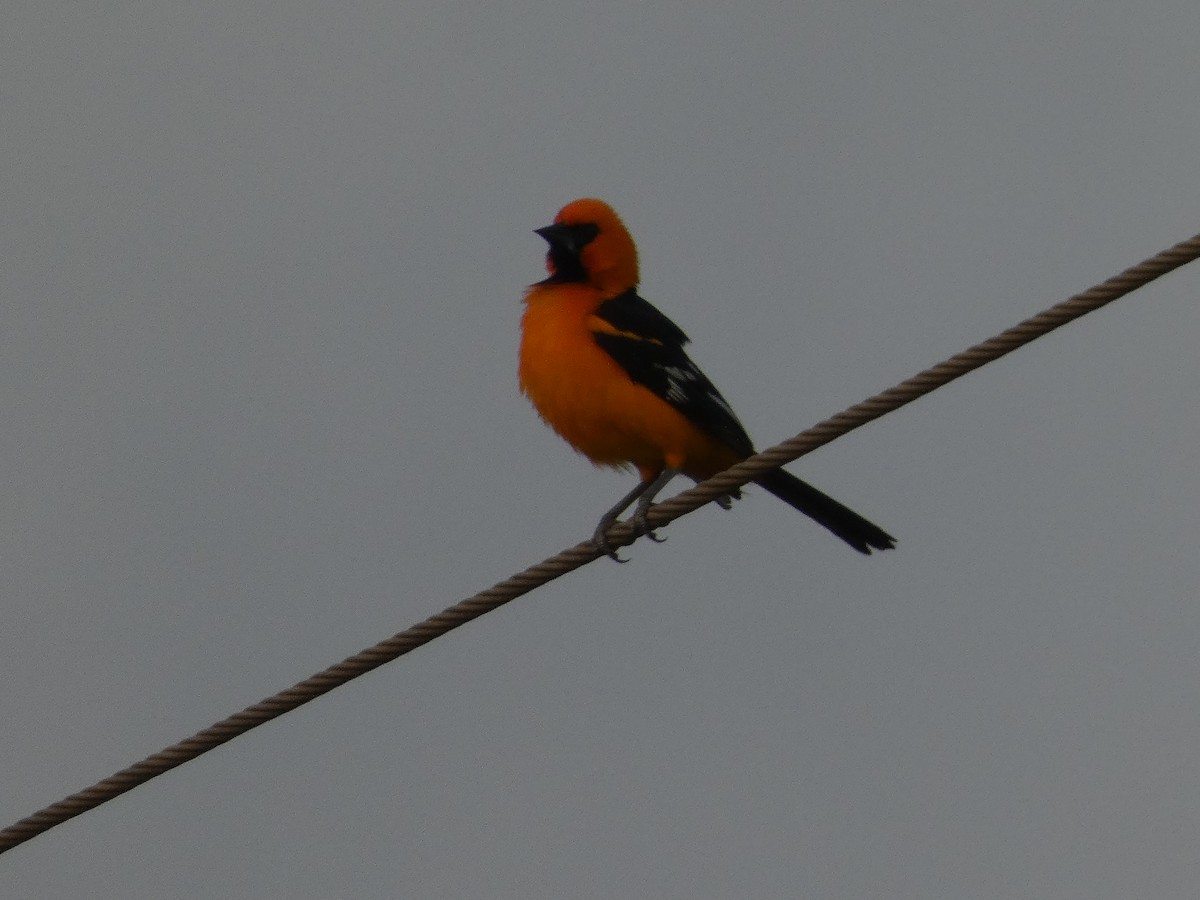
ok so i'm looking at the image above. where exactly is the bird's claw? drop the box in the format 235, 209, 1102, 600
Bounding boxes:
592, 520, 629, 563
591, 504, 668, 562
632, 503, 667, 545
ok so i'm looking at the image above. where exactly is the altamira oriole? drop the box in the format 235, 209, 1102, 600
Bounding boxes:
519, 198, 895, 559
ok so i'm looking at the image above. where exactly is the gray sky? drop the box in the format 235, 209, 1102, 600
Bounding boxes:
4, 2, 1200, 897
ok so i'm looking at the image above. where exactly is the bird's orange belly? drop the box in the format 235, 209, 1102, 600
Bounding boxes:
519, 309, 735, 478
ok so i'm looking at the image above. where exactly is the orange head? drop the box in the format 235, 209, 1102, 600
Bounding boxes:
535, 198, 640, 295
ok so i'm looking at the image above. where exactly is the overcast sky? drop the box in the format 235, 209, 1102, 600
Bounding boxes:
4, 2, 1200, 898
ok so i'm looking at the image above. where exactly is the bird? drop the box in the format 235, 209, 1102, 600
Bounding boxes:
518, 198, 895, 560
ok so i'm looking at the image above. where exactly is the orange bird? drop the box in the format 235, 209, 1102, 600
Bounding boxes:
519, 198, 895, 559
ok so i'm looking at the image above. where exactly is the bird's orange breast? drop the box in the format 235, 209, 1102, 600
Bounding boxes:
519, 286, 738, 479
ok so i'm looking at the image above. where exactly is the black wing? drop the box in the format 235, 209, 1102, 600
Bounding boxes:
591, 290, 754, 458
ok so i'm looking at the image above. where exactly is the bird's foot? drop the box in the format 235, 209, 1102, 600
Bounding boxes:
632, 499, 666, 545
592, 518, 629, 563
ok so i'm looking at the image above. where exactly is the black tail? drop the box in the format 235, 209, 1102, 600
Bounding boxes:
755, 469, 895, 555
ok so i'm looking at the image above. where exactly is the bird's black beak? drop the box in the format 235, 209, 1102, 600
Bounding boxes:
535, 222, 598, 252
534, 222, 597, 284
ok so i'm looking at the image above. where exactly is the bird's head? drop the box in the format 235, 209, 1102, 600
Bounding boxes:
535, 198, 640, 294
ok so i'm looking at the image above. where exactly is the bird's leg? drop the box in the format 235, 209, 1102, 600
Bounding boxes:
592, 475, 655, 561
592, 470, 678, 561
630, 468, 678, 545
